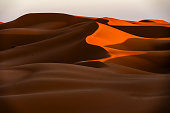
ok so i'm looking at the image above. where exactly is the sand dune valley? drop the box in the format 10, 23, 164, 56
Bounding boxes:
0, 13, 170, 113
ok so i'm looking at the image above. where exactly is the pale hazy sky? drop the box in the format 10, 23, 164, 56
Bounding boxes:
0, 0, 169, 22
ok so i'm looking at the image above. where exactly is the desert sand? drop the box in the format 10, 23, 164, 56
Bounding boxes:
0, 13, 170, 113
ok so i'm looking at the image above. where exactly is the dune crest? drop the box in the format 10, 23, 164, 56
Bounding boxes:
139, 19, 170, 24
0, 13, 170, 113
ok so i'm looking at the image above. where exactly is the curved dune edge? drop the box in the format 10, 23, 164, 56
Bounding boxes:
86, 22, 147, 62
0, 13, 170, 113
86, 22, 170, 73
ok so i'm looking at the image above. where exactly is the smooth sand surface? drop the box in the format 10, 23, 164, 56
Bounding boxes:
0, 13, 170, 113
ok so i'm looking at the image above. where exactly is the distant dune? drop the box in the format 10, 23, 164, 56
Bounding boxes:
0, 13, 170, 113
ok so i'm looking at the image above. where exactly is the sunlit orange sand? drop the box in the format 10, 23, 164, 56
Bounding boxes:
0, 13, 170, 113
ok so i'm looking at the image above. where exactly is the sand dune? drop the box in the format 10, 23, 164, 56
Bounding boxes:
0, 13, 170, 113
106, 18, 170, 27
107, 38, 170, 51
139, 19, 170, 24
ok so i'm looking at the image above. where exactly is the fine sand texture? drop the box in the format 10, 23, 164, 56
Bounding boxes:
0, 13, 170, 113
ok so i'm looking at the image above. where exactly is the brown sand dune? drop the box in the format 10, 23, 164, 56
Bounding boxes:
0, 21, 109, 68
0, 21, 101, 51
110, 26, 170, 38
107, 38, 170, 51
139, 19, 170, 24
0, 13, 170, 113
0, 13, 93, 29
105, 51, 170, 73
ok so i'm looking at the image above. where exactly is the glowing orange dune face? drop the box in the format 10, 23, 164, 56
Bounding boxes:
86, 23, 147, 62
86, 19, 170, 62
0, 22, 3, 24
86, 23, 142, 46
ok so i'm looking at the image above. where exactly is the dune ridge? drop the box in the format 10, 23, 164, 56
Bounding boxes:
0, 13, 170, 113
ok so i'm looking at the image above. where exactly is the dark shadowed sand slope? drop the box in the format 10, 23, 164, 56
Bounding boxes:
0, 13, 170, 113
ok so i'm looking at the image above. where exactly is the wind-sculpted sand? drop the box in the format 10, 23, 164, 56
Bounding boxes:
0, 13, 170, 113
